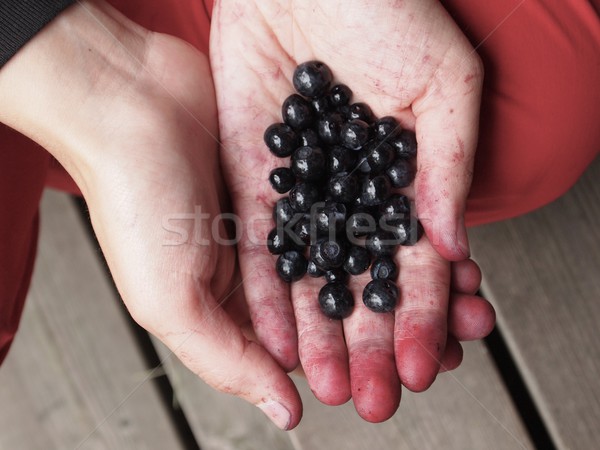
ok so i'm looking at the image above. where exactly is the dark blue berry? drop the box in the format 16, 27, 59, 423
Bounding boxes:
291, 146, 327, 182
347, 102, 374, 123
343, 245, 371, 275
386, 158, 415, 188
374, 116, 401, 140
267, 227, 294, 255
273, 197, 296, 225
390, 129, 417, 158
383, 217, 423, 246
370, 257, 398, 280
264, 123, 299, 157
347, 209, 377, 237
276, 250, 308, 282
319, 283, 354, 319
310, 239, 347, 270
363, 279, 399, 313
314, 202, 347, 234
293, 214, 314, 245
366, 229, 399, 257
325, 268, 349, 284
360, 175, 392, 206
329, 84, 353, 107
379, 194, 411, 221
282, 94, 315, 130
340, 119, 371, 151
307, 260, 325, 278
327, 172, 360, 204
310, 96, 331, 116
269, 167, 296, 194
289, 182, 321, 212
317, 111, 345, 145
328, 145, 358, 174
364, 141, 395, 174
299, 128, 321, 147
293, 61, 333, 98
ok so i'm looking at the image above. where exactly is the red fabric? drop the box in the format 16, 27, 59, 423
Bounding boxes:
1, 0, 599, 363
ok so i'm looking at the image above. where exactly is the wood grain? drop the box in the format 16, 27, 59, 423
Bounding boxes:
0, 190, 182, 450
470, 156, 600, 450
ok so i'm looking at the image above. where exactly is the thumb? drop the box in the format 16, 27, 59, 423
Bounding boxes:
412, 50, 483, 261
146, 285, 302, 430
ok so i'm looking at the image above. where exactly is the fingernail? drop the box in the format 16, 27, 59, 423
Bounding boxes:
456, 218, 470, 258
257, 400, 291, 430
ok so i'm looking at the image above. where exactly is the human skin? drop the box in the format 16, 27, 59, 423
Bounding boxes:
0, 0, 494, 430
211, 0, 487, 422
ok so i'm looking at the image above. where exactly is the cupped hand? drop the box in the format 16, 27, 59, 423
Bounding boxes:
0, 0, 302, 431
211, 0, 489, 423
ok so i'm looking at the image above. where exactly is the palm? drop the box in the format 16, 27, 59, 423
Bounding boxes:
211, 0, 485, 421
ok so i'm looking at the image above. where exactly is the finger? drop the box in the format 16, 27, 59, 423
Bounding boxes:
395, 236, 450, 392
291, 276, 351, 406
145, 284, 302, 431
235, 203, 300, 372
438, 335, 463, 373
344, 272, 401, 423
448, 294, 496, 341
412, 51, 484, 261
451, 258, 482, 294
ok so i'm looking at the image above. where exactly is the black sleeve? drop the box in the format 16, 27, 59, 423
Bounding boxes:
0, 0, 76, 68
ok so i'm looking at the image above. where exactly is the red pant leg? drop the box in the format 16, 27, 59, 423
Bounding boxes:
442, 0, 600, 225
0, 126, 49, 364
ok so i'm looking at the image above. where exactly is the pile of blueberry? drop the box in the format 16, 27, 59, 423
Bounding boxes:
265, 61, 422, 320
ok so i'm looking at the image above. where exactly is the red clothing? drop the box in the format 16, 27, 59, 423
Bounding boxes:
1, 0, 599, 363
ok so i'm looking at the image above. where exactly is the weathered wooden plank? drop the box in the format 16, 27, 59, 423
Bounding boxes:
0, 190, 183, 450
470, 156, 600, 450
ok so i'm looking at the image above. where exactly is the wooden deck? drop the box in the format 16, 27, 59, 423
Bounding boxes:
0, 156, 598, 450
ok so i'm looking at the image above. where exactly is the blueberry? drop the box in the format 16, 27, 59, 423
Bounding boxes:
314, 201, 347, 234
282, 94, 315, 130
291, 145, 327, 182
267, 227, 295, 255
327, 172, 360, 204
310, 239, 347, 270
328, 145, 358, 174
318, 283, 354, 319
310, 96, 331, 116
363, 279, 399, 313
340, 119, 371, 151
289, 182, 321, 212
269, 167, 296, 193
273, 197, 296, 225
360, 175, 392, 206
386, 158, 416, 188
293, 61, 333, 98
370, 257, 398, 280
383, 217, 423, 246
325, 268, 349, 284
299, 128, 321, 147
293, 214, 314, 245
390, 129, 418, 159
276, 250, 308, 282
374, 116, 401, 140
346, 102, 374, 123
307, 260, 325, 277
264, 123, 299, 157
317, 111, 345, 145
346, 208, 377, 237
329, 84, 353, 107
366, 229, 399, 257
364, 141, 395, 174
380, 194, 411, 221
343, 245, 371, 275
